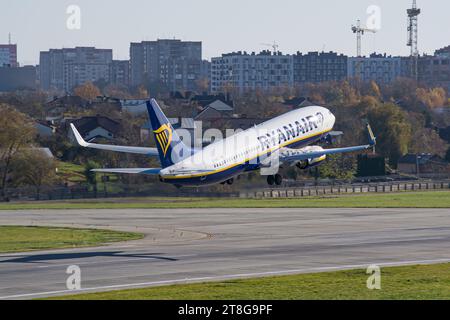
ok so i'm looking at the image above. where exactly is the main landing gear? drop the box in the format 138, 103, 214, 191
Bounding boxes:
267, 174, 283, 186
221, 178, 234, 185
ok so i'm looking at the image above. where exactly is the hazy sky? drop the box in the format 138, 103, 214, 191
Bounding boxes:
1, 0, 449, 65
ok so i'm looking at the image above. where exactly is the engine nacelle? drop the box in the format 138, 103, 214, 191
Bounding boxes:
296, 155, 327, 170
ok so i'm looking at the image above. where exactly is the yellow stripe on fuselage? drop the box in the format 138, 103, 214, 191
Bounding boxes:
162, 128, 331, 180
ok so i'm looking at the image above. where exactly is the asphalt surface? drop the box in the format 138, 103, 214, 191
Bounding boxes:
0, 208, 450, 299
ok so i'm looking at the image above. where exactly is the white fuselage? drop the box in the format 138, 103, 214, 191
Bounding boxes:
160, 106, 335, 185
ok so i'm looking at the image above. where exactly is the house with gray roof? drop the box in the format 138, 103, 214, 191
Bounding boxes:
68, 116, 120, 142
195, 99, 234, 121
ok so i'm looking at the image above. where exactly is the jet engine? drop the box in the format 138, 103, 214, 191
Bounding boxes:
293, 146, 327, 170
295, 155, 327, 170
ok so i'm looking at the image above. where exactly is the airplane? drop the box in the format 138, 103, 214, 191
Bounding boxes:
70, 98, 376, 187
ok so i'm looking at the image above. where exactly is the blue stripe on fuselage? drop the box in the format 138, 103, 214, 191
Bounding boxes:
162, 131, 328, 187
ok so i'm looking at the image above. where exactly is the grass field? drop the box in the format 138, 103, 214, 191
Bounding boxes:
0, 191, 450, 210
50, 263, 450, 300
56, 161, 120, 192
0, 226, 143, 253
56, 161, 86, 183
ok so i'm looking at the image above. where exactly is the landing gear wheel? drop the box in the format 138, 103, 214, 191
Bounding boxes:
275, 174, 283, 186
226, 178, 234, 185
267, 175, 275, 186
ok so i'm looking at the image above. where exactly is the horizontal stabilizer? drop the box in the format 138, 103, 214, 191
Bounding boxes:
91, 168, 161, 175
162, 170, 215, 178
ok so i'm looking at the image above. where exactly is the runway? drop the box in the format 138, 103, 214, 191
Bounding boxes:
1, 207, 450, 299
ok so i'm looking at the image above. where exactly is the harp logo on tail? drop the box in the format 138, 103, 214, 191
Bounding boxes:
154, 124, 173, 157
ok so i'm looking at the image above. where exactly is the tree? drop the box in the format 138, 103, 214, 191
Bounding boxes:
134, 85, 149, 99
302, 83, 325, 105
339, 80, 360, 106
446, 147, 450, 163
366, 103, 412, 166
408, 112, 448, 156
73, 81, 101, 101
302, 81, 360, 107
318, 154, 356, 180
416, 87, 447, 109
0, 104, 36, 200
357, 95, 379, 111
388, 78, 419, 108
104, 85, 132, 99
369, 81, 381, 100
11, 150, 57, 200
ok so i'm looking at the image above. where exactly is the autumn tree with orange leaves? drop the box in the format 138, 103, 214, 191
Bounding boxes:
73, 81, 101, 101
416, 87, 447, 109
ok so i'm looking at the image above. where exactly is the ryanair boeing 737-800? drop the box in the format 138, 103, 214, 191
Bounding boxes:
70, 99, 376, 187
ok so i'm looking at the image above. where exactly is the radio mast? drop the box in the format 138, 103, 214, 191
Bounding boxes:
407, 0, 421, 80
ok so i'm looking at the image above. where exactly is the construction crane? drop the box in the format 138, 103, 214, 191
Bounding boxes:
351, 19, 377, 57
407, 0, 421, 81
260, 41, 279, 54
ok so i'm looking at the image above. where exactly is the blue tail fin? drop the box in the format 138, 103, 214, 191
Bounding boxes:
146, 99, 192, 168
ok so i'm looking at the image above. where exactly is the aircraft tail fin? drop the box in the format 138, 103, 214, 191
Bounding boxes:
146, 99, 192, 168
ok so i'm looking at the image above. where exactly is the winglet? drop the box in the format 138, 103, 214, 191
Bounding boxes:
70, 123, 89, 147
367, 123, 376, 146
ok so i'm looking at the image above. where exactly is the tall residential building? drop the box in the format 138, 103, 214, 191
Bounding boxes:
435, 46, 450, 58
130, 39, 202, 92
347, 53, 403, 84
39, 47, 112, 92
0, 44, 18, 67
109, 60, 130, 87
211, 51, 293, 93
0, 66, 36, 92
293, 51, 347, 84
200, 60, 211, 80
199, 60, 211, 92
419, 46, 450, 92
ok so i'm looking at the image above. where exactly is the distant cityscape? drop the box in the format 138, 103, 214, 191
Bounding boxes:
0, 38, 449, 94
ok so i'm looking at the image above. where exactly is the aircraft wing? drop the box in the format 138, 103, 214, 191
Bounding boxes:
70, 123, 159, 156
280, 144, 372, 162
91, 168, 161, 175
280, 124, 376, 163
